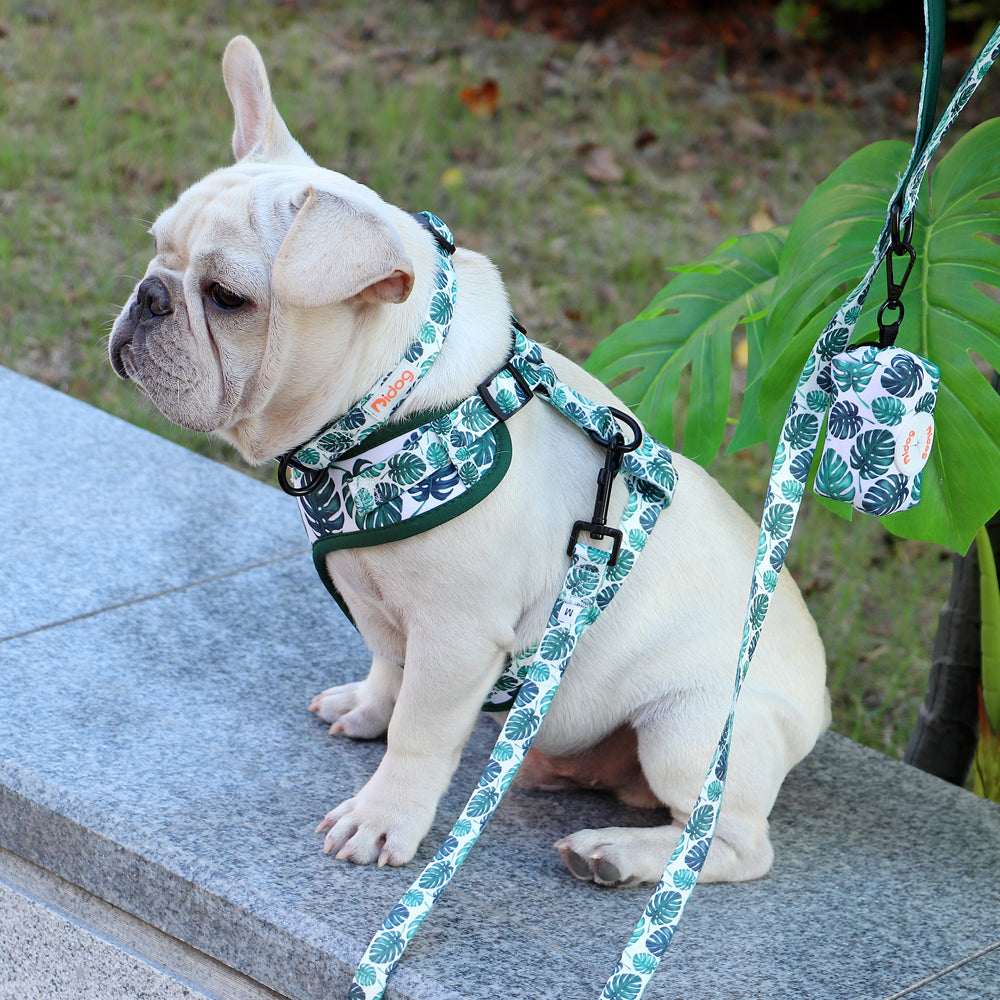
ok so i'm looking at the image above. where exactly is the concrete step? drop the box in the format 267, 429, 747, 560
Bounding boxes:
2, 367, 998, 999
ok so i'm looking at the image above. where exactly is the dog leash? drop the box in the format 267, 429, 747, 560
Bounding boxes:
603, 9, 1000, 998
275, 215, 677, 998
350, 412, 675, 999
344, 330, 677, 1000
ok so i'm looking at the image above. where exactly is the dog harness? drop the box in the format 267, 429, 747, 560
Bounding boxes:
277, 213, 677, 997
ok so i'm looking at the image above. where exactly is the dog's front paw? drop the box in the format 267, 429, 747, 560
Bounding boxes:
309, 681, 393, 739
315, 790, 431, 868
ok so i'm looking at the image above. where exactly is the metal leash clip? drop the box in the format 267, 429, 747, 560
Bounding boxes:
877, 203, 917, 348
277, 451, 324, 496
568, 407, 643, 566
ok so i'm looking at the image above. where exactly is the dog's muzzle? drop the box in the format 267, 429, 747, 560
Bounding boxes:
111, 276, 173, 379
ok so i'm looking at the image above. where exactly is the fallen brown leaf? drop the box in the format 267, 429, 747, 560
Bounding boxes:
460, 79, 500, 118
583, 146, 624, 184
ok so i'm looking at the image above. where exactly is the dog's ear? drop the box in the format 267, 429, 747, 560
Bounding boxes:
222, 36, 313, 166
272, 188, 415, 309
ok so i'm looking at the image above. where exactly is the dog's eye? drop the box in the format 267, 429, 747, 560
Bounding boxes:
208, 284, 246, 311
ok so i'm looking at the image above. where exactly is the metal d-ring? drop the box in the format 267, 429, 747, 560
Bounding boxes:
889, 201, 915, 256
608, 407, 643, 453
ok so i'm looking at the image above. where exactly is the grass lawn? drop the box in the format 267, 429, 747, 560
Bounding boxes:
3, 0, 998, 762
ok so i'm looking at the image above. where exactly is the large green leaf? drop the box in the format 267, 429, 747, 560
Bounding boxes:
585, 229, 784, 465
588, 119, 1000, 552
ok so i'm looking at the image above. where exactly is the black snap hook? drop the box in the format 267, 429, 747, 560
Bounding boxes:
277, 452, 324, 496
889, 202, 915, 256
877, 299, 904, 349
885, 242, 916, 303
569, 408, 644, 566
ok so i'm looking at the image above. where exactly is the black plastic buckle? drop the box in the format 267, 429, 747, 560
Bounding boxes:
568, 408, 643, 567
412, 213, 456, 255
277, 451, 324, 496
477, 360, 534, 422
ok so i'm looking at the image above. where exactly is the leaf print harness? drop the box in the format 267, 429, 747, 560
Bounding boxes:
290, 352, 529, 618
278, 214, 677, 680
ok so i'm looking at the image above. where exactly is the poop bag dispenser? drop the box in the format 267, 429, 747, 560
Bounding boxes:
814, 343, 940, 515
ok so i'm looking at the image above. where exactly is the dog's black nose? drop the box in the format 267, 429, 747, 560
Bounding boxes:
112, 277, 174, 379
133, 276, 173, 319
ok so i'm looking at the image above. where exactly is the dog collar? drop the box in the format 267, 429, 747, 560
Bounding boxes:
277, 211, 457, 493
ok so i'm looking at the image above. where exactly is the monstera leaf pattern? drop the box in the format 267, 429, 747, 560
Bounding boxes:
295, 358, 534, 543
814, 345, 940, 514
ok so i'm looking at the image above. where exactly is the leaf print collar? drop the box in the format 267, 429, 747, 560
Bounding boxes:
277, 211, 458, 496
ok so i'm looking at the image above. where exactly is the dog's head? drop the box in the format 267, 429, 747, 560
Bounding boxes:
110, 36, 422, 462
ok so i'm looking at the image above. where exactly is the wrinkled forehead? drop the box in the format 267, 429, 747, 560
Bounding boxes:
151, 165, 302, 266
156, 168, 293, 259
150, 162, 384, 280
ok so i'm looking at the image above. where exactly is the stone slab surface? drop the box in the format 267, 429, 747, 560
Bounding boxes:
1, 367, 999, 999
0, 367, 306, 641
0, 881, 205, 1000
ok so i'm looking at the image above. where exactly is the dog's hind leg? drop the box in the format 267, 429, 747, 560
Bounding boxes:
555, 691, 789, 886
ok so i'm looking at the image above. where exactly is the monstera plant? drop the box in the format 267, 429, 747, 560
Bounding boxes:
586, 117, 1000, 797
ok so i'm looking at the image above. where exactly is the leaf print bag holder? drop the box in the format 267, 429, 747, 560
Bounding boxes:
813, 228, 942, 516
816, 345, 939, 514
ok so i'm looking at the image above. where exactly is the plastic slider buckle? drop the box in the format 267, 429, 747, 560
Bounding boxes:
477, 360, 534, 422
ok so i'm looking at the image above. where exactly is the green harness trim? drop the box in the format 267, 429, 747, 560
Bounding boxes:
306, 416, 513, 613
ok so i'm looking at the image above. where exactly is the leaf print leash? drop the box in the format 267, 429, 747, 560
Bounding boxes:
300, 14, 998, 992
347, 331, 678, 1000
602, 10, 1000, 999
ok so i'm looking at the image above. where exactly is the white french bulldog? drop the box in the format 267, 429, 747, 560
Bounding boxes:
109, 35, 829, 887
